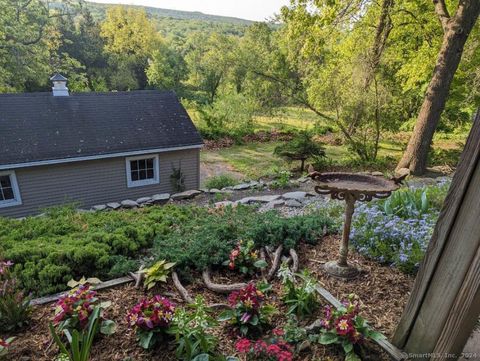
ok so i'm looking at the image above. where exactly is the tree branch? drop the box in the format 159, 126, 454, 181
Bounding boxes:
433, 0, 450, 32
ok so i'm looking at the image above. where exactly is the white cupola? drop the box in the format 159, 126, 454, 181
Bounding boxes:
50, 73, 69, 96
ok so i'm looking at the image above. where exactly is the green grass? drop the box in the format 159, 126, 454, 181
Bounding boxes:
255, 107, 329, 132
201, 142, 290, 179
201, 140, 407, 179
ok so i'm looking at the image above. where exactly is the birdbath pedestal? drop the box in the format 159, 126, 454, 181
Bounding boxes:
310, 172, 400, 279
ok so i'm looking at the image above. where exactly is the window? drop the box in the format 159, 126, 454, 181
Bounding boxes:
126, 155, 159, 188
0, 171, 22, 208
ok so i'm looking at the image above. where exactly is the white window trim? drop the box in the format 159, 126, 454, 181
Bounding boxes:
125, 154, 160, 188
0, 170, 22, 208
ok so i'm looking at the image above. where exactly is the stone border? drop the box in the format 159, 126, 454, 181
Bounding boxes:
87, 176, 315, 213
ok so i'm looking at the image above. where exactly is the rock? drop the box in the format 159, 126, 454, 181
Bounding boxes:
239, 195, 281, 204
106, 202, 121, 210
232, 183, 252, 191
136, 197, 152, 205
285, 199, 302, 208
297, 176, 310, 183
200, 188, 209, 193
121, 200, 139, 209
248, 180, 260, 188
171, 190, 202, 200
92, 204, 107, 211
208, 188, 234, 194
152, 193, 170, 204
282, 191, 309, 202
436, 176, 451, 184
395, 167, 411, 178
261, 200, 285, 211
214, 201, 237, 208
371, 171, 384, 176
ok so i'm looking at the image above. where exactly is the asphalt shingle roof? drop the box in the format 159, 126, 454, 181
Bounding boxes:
0, 90, 203, 167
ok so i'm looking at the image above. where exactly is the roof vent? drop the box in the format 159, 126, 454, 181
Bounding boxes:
50, 73, 69, 96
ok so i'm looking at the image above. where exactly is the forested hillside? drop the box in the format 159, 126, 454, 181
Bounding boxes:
1, 0, 479, 174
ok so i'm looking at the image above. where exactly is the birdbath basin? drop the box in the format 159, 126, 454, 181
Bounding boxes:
310, 172, 401, 279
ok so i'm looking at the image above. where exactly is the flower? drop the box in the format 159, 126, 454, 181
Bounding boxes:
272, 328, 284, 336
53, 285, 97, 330
335, 316, 354, 336
127, 295, 175, 331
236, 336, 293, 361
235, 338, 251, 353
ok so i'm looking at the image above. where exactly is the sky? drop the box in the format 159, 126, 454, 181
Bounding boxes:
86, 0, 290, 21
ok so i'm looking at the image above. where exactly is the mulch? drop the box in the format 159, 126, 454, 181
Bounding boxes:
5, 236, 414, 361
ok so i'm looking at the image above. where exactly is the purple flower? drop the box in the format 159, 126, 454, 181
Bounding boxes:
240, 312, 252, 323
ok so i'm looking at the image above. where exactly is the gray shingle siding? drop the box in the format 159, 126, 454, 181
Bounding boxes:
0, 148, 200, 218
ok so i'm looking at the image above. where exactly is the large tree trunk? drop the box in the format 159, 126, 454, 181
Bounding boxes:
397, 0, 480, 175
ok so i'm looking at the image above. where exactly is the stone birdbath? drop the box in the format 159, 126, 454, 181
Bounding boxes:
310, 172, 402, 279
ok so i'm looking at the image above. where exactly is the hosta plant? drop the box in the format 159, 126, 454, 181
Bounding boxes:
223, 240, 267, 275
169, 296, 218, 360
0, 260, 31, 332
53, 284, 116, 336
219, 283, 276, 337
235, 329, 293, 361
0, 337, 14, 359
127, 295, 175, 349
313, 294, 385, 361
278, 264, 319, 318
141, 260, 176, 290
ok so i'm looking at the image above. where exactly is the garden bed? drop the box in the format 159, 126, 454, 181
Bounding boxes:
5, 236, 413, 361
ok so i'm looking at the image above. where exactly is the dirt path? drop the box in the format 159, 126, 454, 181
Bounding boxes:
200, 160, 245, 185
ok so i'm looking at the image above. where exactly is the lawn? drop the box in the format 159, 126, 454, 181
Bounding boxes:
201, 140, 405, 179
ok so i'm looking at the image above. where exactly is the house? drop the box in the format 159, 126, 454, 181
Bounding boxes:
0, 74, 203, 218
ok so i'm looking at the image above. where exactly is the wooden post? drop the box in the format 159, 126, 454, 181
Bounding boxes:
393, 110, 480, 359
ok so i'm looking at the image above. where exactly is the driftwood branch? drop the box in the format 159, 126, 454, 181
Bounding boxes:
172, 271, 193, 303
289, 248, 299, 273
202, 268, 247, 294
267, 245, 284, 280
129, 265, 145, 288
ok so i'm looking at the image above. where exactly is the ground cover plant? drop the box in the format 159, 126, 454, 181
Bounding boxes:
350, 180, 450, 274
0, 205, 195, 296
0, 204, 336, 297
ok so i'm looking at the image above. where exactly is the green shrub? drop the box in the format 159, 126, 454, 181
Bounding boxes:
153, 206, 335, 276
1, 203, 336, 296
0, 205, 194, 296
204, 174, 238, 189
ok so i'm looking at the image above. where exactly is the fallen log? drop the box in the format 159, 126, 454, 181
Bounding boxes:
202, 268, 247, 294
172, 271, 193, 303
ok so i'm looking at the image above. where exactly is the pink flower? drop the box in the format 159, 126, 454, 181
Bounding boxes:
127, 295, 175, 331
272, 328, 284, 336
335, 316, 354, 336
240, 312, 251, 323
235, 338, 251, 353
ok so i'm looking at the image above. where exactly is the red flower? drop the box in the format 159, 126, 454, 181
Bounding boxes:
335, 316, 354, 336
127, 295, 175, 331
235, 338, 251, 353
272, 328, 284, 336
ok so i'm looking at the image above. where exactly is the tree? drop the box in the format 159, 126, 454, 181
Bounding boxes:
0, 0, 80, 92
184, 32, 234, 103
397, 0, 480, 175
100, 6, 160, 90
274, 131, 326, 172
146, 41, 187, 91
